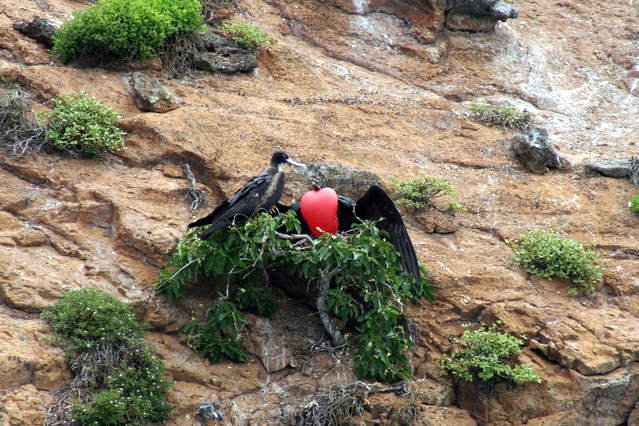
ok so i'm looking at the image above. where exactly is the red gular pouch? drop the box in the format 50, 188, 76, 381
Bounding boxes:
300, 187, 339, 237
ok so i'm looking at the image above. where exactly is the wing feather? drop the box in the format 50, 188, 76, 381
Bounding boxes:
188, 173, 274, 236
355, 185, 421, 282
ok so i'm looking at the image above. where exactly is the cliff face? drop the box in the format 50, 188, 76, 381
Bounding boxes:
1, 0, 638, 424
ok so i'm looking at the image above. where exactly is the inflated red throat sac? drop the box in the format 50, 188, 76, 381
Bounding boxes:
300, 187, 339, 236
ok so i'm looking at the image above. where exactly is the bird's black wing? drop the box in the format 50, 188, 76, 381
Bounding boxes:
188, 173, 273, 235
355, 185, 421, 282
274, 201, 312, 235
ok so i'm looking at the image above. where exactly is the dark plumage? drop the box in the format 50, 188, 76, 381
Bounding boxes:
278, 185, 421, 282
189, 151, 304, 238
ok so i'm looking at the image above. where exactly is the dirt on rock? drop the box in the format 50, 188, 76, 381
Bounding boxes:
0, 0, 638, 424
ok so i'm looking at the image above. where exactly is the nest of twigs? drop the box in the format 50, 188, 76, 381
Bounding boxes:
296, 381, 410, 426
0, 89, 48, 156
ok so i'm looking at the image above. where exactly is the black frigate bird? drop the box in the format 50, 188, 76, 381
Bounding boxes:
188, 151, 305, 239
277, 185, 421, 282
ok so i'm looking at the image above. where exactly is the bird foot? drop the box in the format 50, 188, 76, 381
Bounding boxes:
269, 205, 280, 214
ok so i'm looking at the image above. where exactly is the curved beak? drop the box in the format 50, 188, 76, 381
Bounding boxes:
286, 158, 306, 169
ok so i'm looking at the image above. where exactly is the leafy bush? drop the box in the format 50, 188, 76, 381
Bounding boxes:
218, 22, 276, 51
46, 92, 125, 156
393, 175, 461, 212
158, 211, 433, 383
72, 343, 171, 425
510, 229, 602, 295
441, 323, 542, 384
52, 0, 203, 63
0, 76, 18, 89
41, 288, 143, 351
468, 103, 532, 130
234, 285, 278, 317
181, 299, 249, 363
630, 195, 639, 214
42, 289, 171, 425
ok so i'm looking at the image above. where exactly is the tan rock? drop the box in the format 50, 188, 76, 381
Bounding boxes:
0, 0, 637, 423
0, 384, 52, 426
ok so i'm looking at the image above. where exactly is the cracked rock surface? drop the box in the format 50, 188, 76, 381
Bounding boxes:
1, 0, 638, 424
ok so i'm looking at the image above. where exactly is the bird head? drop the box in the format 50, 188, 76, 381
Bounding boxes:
271, 151, 305, 171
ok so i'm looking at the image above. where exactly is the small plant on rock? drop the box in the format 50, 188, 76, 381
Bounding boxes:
510, 229, 602, 295
46, 92, 125, 156
218, 22, 276, 51
52, 0, 204, 63
441, 323, 542, 384
181, 298, 249, 363
468, 103, 532, 130
393, 175, 461, 212
630, 195, 639, 214
42, 289, 171, 425
41, 288, 143, 351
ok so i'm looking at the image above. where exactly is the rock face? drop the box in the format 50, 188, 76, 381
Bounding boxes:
2, 0, 639, 424
511, 127, 563, 174
12, 16, 58, 48
445, 0, 518, 32
192, 33, 257, 74
584, 159, 632, 178
289, 162, 383, 199
130, 72, 181, 113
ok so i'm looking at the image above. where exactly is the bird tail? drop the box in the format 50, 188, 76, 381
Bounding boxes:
188, 201, 230, 228
198, 220, 230, 239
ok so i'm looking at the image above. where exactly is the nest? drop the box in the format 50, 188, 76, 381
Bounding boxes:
0, 89, 47, 156
297, 381, 410, 426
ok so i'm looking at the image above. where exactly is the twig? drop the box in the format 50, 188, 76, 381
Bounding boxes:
155, 257, 200, 294
181, 162, 208, 212
274, 231, 315, 245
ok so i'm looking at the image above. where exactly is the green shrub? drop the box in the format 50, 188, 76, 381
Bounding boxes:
42, 289, 171, 425
41, 288, 143, 351
510, 229, 602, 295
45, 92, 125, 156
0, 76, 18, 89
393, 175, 461, 212
158, 211, 433, 383
181, 299, 249, 363
52, 0, 203, 63
218, 22, 276, 51
630, 195, 639, 214
441, 323, 542, 384
71, 342, 172, 425
234, 285, 278, 318
468, 103, 532, 130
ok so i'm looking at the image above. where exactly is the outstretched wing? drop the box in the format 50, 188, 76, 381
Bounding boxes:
355, 185, 421, 282
188, 173, 274, 236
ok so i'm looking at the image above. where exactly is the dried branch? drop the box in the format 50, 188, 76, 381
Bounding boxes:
297, 381, 410, 426
0, 89, 47, 156
316, 267, 345, 346
181, 162, 208, 211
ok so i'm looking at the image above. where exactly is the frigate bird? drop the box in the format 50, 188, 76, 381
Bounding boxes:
189, 151, 304, 238
277, 185, 421, 282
